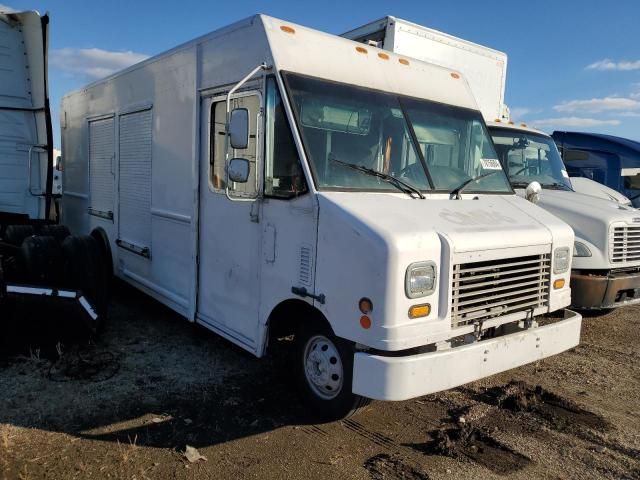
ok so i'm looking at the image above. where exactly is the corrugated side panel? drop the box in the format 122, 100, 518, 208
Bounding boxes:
0, 16, 35, 215
118, 108, 152, 250
88, 117, 115, 217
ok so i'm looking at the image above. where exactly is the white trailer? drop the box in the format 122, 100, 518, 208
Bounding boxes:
0, 9, 108, 329
347, 16, 640, 309
0, 8, 54, 221
62, 15, 580, 418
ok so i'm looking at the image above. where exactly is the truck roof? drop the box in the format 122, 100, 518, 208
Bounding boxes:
63, 15, 480, 113
487, 121, 548, 137
552, 131, 640, 153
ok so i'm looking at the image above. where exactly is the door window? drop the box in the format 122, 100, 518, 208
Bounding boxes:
264, 78, 308, 198
209, 94, 260, 196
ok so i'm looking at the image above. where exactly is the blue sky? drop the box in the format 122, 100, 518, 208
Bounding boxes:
2, 0, 640, 147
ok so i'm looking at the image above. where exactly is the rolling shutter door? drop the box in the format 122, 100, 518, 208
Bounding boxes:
88, 117, 115, 219
118, 108, 152, 256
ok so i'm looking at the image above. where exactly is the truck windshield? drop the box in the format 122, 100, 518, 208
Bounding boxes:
491, 128, 573, 190
283, 72, 512, 194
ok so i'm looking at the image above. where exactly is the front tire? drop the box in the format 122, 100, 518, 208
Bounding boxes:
295, 321, 370, 420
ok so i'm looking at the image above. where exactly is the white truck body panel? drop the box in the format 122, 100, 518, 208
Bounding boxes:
0, 10, 50, 219
62, 15, 579, 400
342, 16, 508, 122
569, 177, 632, 206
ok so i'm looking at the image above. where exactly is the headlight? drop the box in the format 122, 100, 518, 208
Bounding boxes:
573, 241, 592, 257
405, 262, 437, 298
553, 247, 570, 274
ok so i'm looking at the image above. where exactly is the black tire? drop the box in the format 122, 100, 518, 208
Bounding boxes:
294, 320, 371, 420
40, 224, 71, 244
90, 227, 114, 298
21, 235, 63, 285
4, 225, 35, 247
61, 235, 109, 324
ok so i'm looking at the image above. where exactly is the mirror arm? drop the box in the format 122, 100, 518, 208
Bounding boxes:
225, 62, 272, 202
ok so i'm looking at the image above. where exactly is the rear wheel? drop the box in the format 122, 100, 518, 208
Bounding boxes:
61, 235, 109, 327
295, 321, 370, 420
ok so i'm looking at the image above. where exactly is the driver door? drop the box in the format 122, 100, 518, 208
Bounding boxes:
196, 91, 263, 351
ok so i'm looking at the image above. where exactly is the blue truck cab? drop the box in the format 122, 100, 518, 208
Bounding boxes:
552, 131, 640, 208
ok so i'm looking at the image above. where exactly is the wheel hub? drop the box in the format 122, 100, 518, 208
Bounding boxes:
303, 335, 344, 400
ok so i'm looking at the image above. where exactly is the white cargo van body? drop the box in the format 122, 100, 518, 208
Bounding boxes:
0, 9, 52, 219
62, 15, 580, 415
342, 17, 508, 122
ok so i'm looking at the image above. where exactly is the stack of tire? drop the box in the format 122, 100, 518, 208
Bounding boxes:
2, 225, 112, 330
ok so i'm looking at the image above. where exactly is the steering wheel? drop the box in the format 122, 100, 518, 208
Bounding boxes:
398, 163, 424, 183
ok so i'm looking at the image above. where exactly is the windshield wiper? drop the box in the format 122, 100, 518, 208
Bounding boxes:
449, 171, 502, 199
330, 157, 425, 199
541, 182, 571, 190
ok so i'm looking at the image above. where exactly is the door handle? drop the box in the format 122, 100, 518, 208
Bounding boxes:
291, 287, 325, 304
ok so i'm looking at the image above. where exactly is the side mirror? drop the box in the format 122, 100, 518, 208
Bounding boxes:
525, 181, 542, 204
228, 158, 250, 183
229, 108, 249, 149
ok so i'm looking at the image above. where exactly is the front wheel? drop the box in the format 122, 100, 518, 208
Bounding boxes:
295, 321, 370, 420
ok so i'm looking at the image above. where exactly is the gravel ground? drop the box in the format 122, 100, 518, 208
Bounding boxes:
1, 282, 639, 480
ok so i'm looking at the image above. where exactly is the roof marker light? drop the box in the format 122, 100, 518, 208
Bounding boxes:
356, 46, 368, 54
399, 58, 410, 66
378, 52, 389, 60
450, 72, 460, 79
280, 25, 295, 34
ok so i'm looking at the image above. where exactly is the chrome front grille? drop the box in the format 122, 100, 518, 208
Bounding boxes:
610, 225, 640, 263
451, 254, 551, 329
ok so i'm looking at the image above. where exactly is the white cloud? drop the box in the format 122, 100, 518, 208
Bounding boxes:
587, 59, 640, 71
531, 117, 621, 128
619, 112, 640, 118
0, 3, 17, 12
553, 97, 640, 113
50, 47, 149, 80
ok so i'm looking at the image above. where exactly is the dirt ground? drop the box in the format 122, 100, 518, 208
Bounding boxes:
1, 282, 639, 480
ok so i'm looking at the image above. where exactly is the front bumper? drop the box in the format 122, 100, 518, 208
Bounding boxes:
352, 309, 581, 401
571, 270, 640, 309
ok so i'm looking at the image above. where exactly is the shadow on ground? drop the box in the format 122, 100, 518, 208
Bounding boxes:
0, 280, 318, 451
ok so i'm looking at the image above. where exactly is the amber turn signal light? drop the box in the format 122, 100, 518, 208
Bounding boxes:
408, 304, 430, 319
360, 315, 372, 329
553, 279, 565, 289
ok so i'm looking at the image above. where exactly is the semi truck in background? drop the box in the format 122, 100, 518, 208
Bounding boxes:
343, 16, 640, 310
0, 9, 110, 330
552, 131, 640, 208
61, 14, 580, 418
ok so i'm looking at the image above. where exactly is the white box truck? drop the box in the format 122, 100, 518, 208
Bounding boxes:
61, 15, 581, 418
0, 9, 108, 328
344, 16, 640, 310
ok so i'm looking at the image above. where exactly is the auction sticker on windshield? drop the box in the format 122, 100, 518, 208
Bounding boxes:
480, 158, 502, 170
